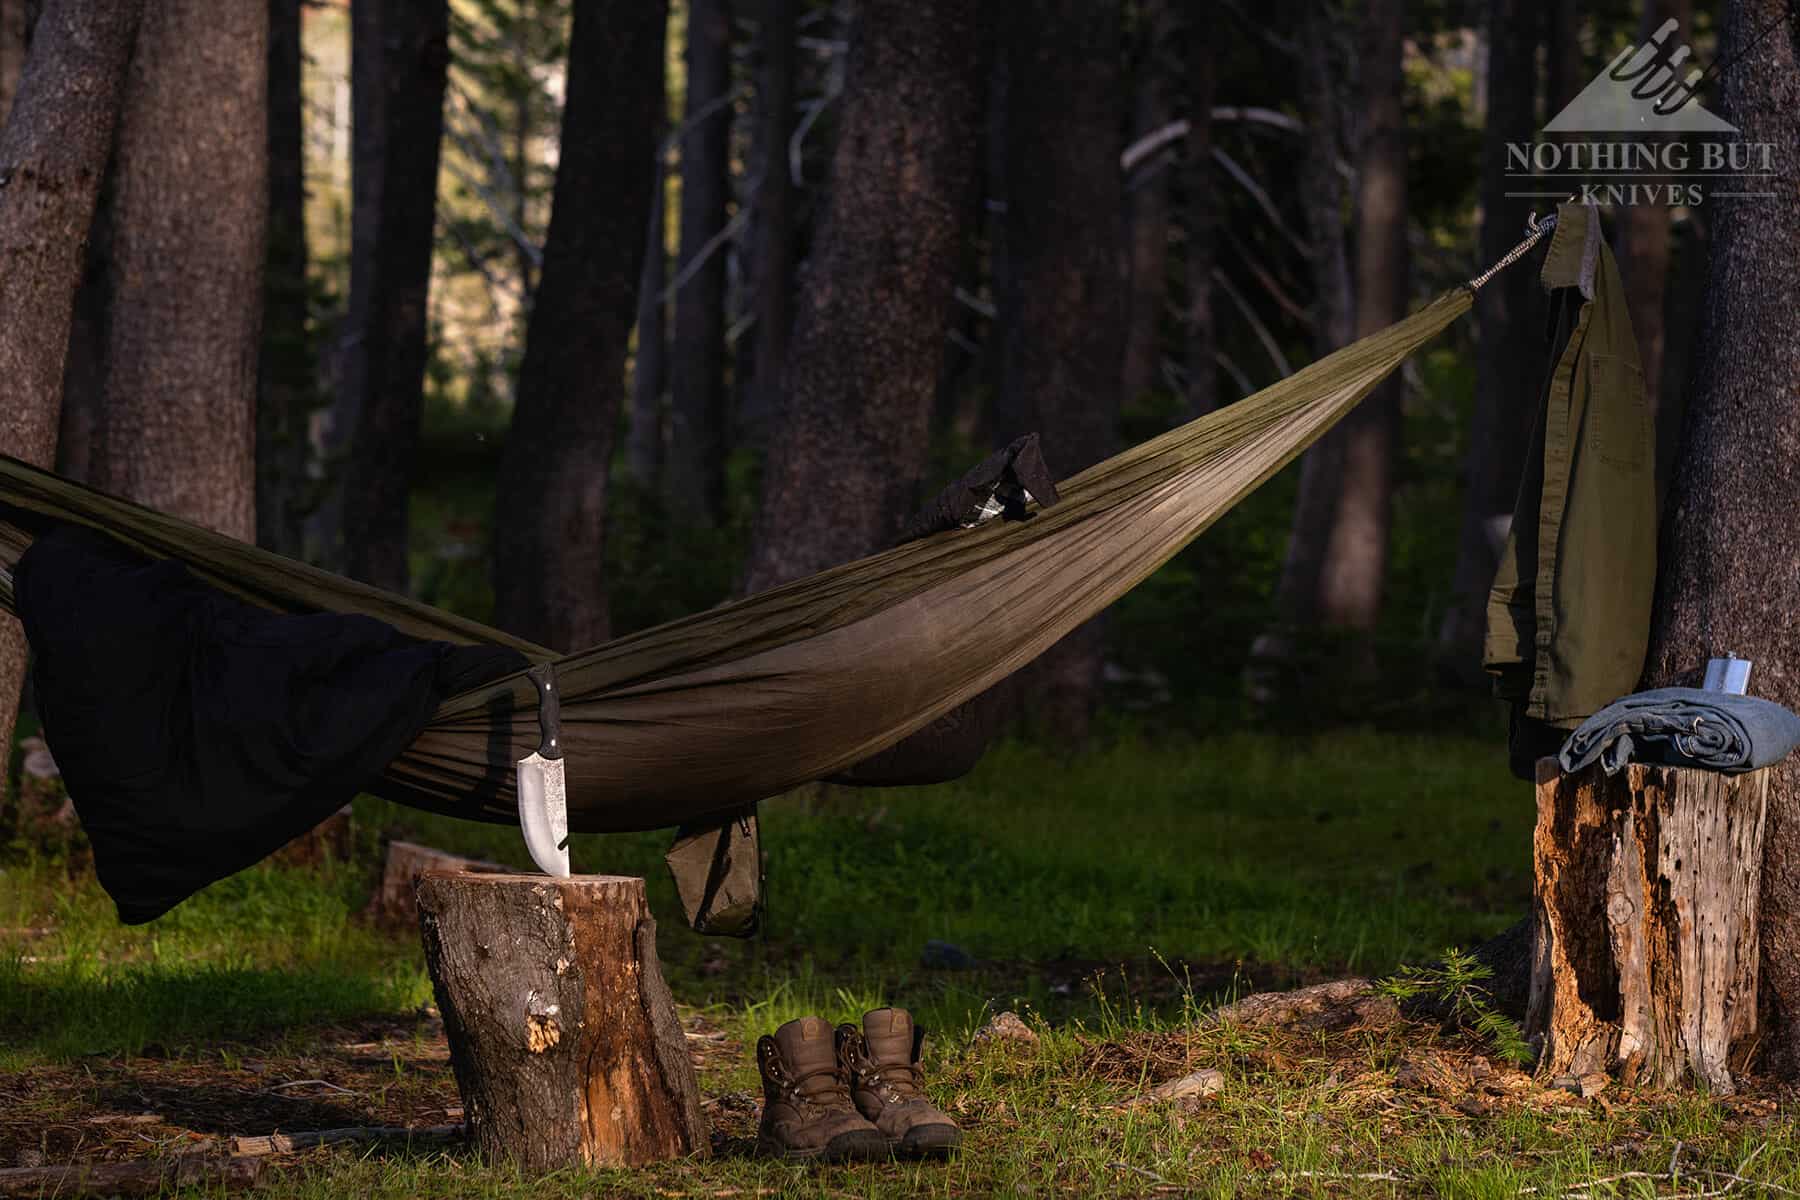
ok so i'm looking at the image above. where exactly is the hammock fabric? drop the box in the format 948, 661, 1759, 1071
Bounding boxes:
0, 287, 1475, 838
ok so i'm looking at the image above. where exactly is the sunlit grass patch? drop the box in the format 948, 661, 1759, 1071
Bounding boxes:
0, 855, 430, 1066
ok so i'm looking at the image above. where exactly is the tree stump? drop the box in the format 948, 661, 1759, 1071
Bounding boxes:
1527, 759, 1770, 1092
366, 839, 508, 925
415, 874, 708, 1169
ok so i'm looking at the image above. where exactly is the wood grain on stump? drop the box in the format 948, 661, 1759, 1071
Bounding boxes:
415, 874, 708, 1169
1528, 759, 1769, 1092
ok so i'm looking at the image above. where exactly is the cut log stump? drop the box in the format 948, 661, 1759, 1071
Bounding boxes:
415, 873, 708, 1170
1527, 759, 1770, 1092
366, 839, 508, 925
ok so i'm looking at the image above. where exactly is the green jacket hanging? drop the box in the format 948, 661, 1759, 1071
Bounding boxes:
1484, 201, 1658, 773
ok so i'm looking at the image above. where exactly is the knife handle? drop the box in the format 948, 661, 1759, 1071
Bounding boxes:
528, 662, 563, 761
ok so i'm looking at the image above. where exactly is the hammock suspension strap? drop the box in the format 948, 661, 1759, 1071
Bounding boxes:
1468, 208, 1562, 293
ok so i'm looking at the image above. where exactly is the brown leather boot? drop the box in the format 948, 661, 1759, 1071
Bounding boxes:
837, 1008, 962, 1157
755, 1016, 889, 1161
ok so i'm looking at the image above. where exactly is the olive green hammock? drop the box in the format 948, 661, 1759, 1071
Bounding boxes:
0, 281, 1489, 835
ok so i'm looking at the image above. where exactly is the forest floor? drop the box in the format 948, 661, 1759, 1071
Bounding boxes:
4, 730, 1799, 1197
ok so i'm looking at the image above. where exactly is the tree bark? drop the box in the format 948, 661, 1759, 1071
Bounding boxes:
327, 0, 448, 591
1654, 214, 1707, 502
1327, 0, 1408, 644
994, 0, 1125, 742
1612, 0, 1692, 493
1544, 0, 1583, 115
1642, 0, 1800, 1077
1434, 0, 1541, 686
0, 0, 30, 127
1528, 762, 1769, 1092
0, 0, 140, 789
1121, 0, 1174, 412
627, 155, 667, 487
1247, 0, 1361, 700
741, 0, 986, 595
1182, 11, 1217, 420
744, 0, 796, 452
493, 0, 666, 650
87, 0, 265, 542
415, 873, 708, 1169
664, 0, 732, 527
257, 0, 311, 558
55, 185, 105, 485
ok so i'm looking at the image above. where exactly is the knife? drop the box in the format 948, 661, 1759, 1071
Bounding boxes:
517, 662, 570, 877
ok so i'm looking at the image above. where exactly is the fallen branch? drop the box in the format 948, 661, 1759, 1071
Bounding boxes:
0, 1155, 262, 1198
230, 1125, 462, 1157
264, 1078, 357, 1097
1205, 978, 1396, 1032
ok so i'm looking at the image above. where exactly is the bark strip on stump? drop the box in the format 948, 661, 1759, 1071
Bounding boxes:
415, 873, 707, 1169
1528, 759, 1769, 1092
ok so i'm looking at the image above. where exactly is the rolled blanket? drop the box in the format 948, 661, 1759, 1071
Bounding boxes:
1558, 687, 1800, 776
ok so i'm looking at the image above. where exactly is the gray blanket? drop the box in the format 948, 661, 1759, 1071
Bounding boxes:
1558, 687, 1800, 776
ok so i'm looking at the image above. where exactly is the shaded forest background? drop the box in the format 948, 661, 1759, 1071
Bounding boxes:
0, 0, 1720, 748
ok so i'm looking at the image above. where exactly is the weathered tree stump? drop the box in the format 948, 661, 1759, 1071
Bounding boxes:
366, 839, 507, 925
415, 873, 708, 1169
1527, 759, 1770, 1092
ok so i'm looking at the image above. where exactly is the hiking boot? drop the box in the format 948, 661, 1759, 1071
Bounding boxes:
756, 1016, 889, 1161
837, 1008, 962, 1157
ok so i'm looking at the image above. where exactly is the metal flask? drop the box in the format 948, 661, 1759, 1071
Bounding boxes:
517, 662, 570, 877
1702, 654, 1752, 695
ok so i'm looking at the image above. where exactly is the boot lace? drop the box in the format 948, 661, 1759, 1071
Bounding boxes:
760, 1041, 852, 1112
843, 1030, 923, 1101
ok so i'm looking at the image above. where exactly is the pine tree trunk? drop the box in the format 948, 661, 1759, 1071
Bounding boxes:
741, 0, 986, 595
744, 0, 796, 452
1121, 0, 1173, 413
995, 0, 1124, 743
1182, 13, 1217, 420
627, 160, 668, 487
0, 0, 30, 126
1653, 216, 1707, 502
664, 0, 732, 528
1642, 0, 1800, 1077
87, 0, 265, 542
257, 0, 312, 558
1323, 0, 1409, 647
415, 873, 708, 1169
493, 0, 666, 650
0, 0, 141, 781
1543, 0, 1583, 115
1613, 0, 1691, 491
1248, 0, 1360, 700
1435, 0, 1541, 685
328, 0, 448, 591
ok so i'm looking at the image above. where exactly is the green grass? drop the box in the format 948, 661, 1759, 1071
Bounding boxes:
9, 731, 1797, 1197
6, 727, 1528, 1060
0, 853, 432, 1066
